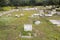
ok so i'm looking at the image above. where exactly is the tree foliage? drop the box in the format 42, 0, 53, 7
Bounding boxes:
0, 0, 60, 6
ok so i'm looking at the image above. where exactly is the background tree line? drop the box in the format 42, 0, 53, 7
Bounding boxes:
0, 0, 60, 7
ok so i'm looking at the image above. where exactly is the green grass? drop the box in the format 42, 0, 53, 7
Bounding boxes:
0, 6, 60, 40
0, 6, 15, 11
2, 6, 12, 11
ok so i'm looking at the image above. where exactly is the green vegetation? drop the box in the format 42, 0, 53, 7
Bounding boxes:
2, 6, 12, 11
0, 6, 60, 40
0, 0, 60, 40
0, 6, 12, 11
0, 0, 60, 7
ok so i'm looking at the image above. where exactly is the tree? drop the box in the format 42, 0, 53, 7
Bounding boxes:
52, 0, 59, 5
0, 0, 60, 6
0, 0, 6, 6
29, 0, 36, 6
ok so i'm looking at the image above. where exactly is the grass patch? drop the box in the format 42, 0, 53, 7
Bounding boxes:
0, 6, 60, 40
2, 6, 12, 11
